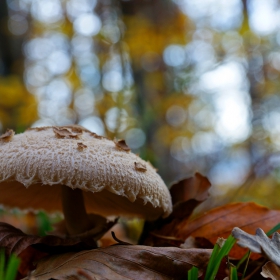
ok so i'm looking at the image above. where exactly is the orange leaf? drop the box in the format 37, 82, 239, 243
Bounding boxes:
174, 202, 280, 259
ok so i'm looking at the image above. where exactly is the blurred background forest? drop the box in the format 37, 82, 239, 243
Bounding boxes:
1, 0, 280, 235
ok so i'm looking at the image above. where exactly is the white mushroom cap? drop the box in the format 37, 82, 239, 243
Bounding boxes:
0, 126, 172, 220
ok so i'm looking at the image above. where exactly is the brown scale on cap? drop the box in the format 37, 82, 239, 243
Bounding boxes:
77, 142, 87, 151
0, 129, 14, 142
53, 127, 83, 139
90, 132, 103, 139
114, 139, 131, 152
134, 162, 147, 172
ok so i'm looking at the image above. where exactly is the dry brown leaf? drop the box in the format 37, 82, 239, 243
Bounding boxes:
261, 261, 280, 279
232, 227, 280, 266
26, 245, 212, 280
50, 214, 117, 241
142, 173, 211, 246
77, 142, 87, 151
170, 172, 211, 205
171, 202, 280, 259
170, 172, 211, 220
114, 139, 131, 152
0, 220, 114, 276
0, 129, 14, 141
53, 127, 82, 139
134, 162, 147, 172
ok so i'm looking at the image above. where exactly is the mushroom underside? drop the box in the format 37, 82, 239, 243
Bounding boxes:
0, 181, 165, 221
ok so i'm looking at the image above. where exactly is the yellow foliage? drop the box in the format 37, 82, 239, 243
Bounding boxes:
123, 12, 187, 66
66, 67, 81, 90
0, 75, 37, 129
17, 95, 38, 127
0, 76, 26, 107
155, 124, 191, 147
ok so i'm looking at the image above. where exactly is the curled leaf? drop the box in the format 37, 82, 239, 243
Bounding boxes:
0, 219, 115, 277
50, 214, 117, 241
170, 172, 211, 206
261, 261, 280, 280
142, 173, 212, 246
0, 129, 14, 141
232, 227, 280, 266
169, 172, 211, 220
134, 162, 147, 172
114, 139, 131, 152
0, 222, 89, 276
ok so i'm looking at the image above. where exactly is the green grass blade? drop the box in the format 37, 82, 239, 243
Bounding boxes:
230, 265, 238, 280
0, 249, 5, 280
236, 250, 250, 269
205, 235, 236, 280
266, 223, 280, 237
4, 254, 20, 280
204, 243, 221, 279
241, 251, 251, 280
188, 266, 199, 280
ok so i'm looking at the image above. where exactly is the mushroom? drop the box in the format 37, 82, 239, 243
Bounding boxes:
0, 126, 172, 235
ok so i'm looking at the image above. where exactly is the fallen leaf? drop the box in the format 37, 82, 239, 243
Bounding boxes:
26, 245, 212, 280
261, 261, 280, 279
169, 172, 211, 220
142, 173, 211, 246
134, 162, 147, 172
0, 220, 114, 276
50, 214, 117, 241
232, 227, 280, 266
0, 129, 14, 141
114, 139, 131, 152
170, 172, 211, 206
173, 202, 280, 259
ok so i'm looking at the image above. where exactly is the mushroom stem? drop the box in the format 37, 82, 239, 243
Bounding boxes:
61, 185, 91, 235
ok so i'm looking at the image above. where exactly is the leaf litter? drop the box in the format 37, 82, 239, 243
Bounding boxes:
25, 244, 212, 280
2, 172, 280, 279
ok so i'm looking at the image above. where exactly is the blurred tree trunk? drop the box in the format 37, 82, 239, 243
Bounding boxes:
119, 0, 185, 183
0, 0, 12, 76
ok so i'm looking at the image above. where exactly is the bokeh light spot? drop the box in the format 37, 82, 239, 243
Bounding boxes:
163, 45, 186, 67
79, 116, 105, 136
166, 105, 186, 127
125, 128, 146, 149
74, 13, 101, 36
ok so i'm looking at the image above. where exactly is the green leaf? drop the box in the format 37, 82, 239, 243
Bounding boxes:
188, 266, 199, 280
4, 254, 20, 280
0, 249, 5, 280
